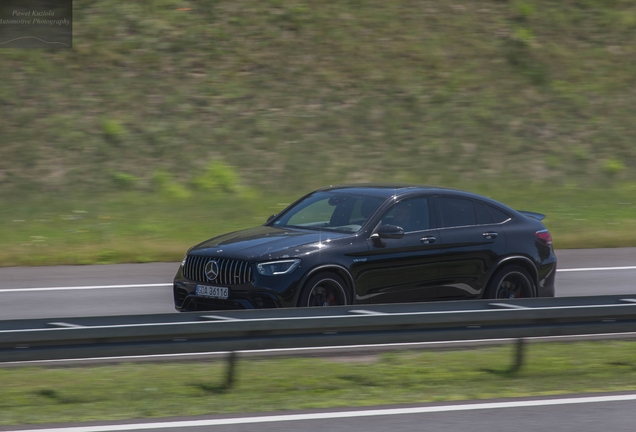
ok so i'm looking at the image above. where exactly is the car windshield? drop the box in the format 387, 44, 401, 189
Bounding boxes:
271, 192, 384, 233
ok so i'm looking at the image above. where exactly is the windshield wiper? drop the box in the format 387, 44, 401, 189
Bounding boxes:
284, 225, 323, 231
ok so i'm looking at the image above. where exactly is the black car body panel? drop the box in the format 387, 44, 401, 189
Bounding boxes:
174, 185, 557, 311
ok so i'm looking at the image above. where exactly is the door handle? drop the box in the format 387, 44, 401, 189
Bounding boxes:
420, 236, 437, 244
483, 232, 498, 239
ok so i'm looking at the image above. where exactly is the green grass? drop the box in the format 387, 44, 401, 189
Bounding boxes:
1, 341, 636, 426
1, 0, 635, 195
0, 190, 279, 266
1, 182, 635, 266
1, 1, 636, 265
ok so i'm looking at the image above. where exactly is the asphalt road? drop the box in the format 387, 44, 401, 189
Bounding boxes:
0, 248, 635, 320
3, 394, 636, 432
1, 249, 635, 432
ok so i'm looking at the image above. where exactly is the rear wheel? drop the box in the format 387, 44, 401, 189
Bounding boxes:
299, 271, 349, 307
486, 265, 535, 299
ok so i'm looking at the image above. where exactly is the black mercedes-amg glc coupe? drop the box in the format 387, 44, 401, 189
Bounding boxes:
173, 185, 556, 311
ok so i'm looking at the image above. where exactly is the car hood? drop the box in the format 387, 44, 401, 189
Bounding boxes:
189, 226, 356, 260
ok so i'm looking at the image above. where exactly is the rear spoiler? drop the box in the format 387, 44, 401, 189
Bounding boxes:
518, 210, 546, 221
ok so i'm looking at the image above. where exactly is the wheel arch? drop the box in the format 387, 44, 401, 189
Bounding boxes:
295, 264, 356, 306
485, 255, 540, 297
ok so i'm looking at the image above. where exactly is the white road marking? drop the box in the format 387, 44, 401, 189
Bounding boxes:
47, 322, 84, 328
349, 309, 388, 315
0, 283, 171, 293
199, 315, 238, 321
558, 266, 636, 272
488, 303, 528, 309
8, 394, 636, 431
0, 266, 634, 293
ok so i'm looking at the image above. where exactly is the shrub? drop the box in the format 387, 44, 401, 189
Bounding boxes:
153, 170, 191, 199
110, 171, 138, 190
192, 161, 241, 194
603, 158, 626, 177
100, 118, 126, 141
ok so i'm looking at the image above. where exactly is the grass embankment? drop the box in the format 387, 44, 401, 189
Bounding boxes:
1, 341, 636, 426
1, 0, 636, 265
1, 183, 635, 266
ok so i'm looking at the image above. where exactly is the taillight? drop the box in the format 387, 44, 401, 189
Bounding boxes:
536, 229, 552, 246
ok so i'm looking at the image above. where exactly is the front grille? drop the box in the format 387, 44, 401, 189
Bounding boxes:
183, 256, 253, 285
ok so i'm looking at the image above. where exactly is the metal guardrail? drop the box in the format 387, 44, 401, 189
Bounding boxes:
2, 295, 636, 364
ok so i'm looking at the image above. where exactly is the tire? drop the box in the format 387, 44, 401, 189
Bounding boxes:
485, 265, 535, 299
298, 271, 349, 307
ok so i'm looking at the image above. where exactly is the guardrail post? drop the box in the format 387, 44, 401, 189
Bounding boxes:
225, 351, 237, 389
511, 338, 525, 373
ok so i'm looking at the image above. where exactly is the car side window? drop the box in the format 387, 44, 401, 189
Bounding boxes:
381, 197, 430, 232
438, 197, 478, 228
475, 202, 493, 225
487, 204, 511, 223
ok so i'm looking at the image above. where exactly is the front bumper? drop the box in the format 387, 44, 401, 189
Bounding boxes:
173, 280, 288, 311
173, 263, 302, 311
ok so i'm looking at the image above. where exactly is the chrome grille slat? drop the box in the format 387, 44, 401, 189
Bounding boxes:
239, 261, 245, 283
184, 255, 252, 285
218, 258, 225, 284
231, 260, 238, 284
225, 258, 230, 284
216, 258, 223, 284
199, 256, 205, 282
225, 259, 231, 285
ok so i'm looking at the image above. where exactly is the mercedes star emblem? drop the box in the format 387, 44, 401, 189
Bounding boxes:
205, 259, 220, 281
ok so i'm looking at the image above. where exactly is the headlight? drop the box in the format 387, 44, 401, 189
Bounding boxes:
257, 259, 301, 276
181, 255, 188, 267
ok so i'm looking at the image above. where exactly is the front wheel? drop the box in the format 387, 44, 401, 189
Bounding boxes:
298, 271, 349, 307
485, 265, 535, 299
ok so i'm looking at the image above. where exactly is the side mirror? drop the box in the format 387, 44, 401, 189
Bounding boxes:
374, 224, 405, 239
266, 215, 276, 224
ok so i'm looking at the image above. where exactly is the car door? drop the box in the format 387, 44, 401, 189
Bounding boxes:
433, 196, 509, 300
355, 196, 442, 304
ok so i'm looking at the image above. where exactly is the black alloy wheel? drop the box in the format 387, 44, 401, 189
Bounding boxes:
300, 272, 349, 307
486, 265, 535, 299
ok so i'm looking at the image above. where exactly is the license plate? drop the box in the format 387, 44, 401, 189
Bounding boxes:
196, 284, 229, 299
